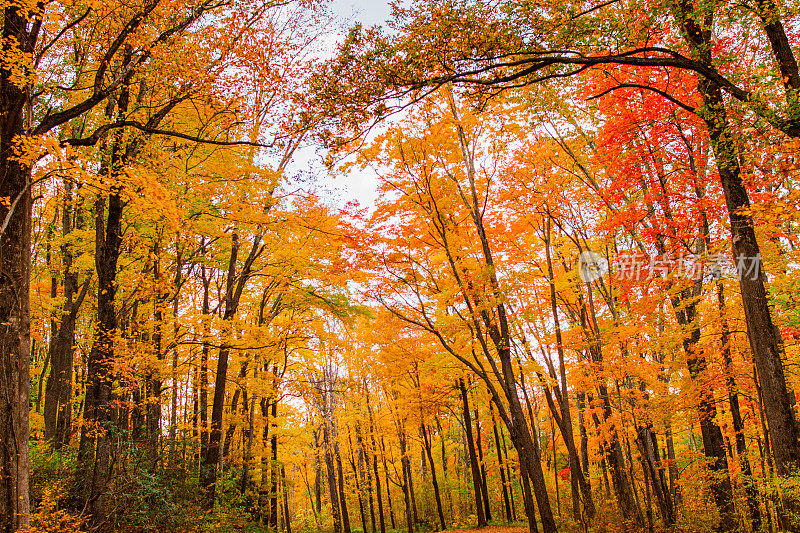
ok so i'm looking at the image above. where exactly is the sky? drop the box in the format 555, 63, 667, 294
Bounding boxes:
286, 0, 393, 211
332, 0, 392, 27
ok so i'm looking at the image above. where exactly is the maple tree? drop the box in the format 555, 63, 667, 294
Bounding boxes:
4, 0, 800, 532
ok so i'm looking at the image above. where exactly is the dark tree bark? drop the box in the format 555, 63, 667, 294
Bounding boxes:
271, 387, 281, 529
323, 415, 343, 533
491, 406, 513, 523
44, 179, 89, 448
718, 282, 761, 527
579, 288, 644, 527
670, 288, 735, 531
356, 422, 378, 533
500, 429, 517, 521
0, 7, 35, 529
313, 427, 323, 514
241, 377, 257, 494
459, 379, 487, 527
282, 464, 292, 533
334, 435, 352, 533
347, 430, 368, 533
541, 219, 596, 522
77, 181, 124, 524
199, 261, 211, 456
76, 80, 138, 522
474, 408, 492, 523
380, 436, 397, 529
576, 391, 590, 484
388, 400, 418, 533
635, 423, 675, 526
199, 231, 264, 507
365, 385, 386, 533
421, 423, 446, 531
672, 0, 800, 478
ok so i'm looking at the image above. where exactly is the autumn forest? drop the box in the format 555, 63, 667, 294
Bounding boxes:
2, 0, 800, 532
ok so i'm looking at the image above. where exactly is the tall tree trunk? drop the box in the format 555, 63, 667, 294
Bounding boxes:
718, 281, 761, 528
77, 83, 135, 520
0, 7, 33, 529
582, 288, 643, 527
380, 436, 397, 529
270, 366, 281, 529
635, 423, 675, 526
491, 407, 513, 523
542, 219, 596, 522
44, 179, 88, 448
421, 423, 446, 531
435, 417, 454, 520
199, 262, 211, 456
282, 464, 292, 533
519, 466, 539, 533
242, 384, 257, 494
348, 429, 368, 533
459, 379, 487, 527
500, 429, 517, 521
673, 0, 800, 477
334, 436, 351, 533
365, 385, 386, 533
357, 422, 378, 533
665, 420, 679, 504
199, 234, 239, 507
474, 408, 492, 523
312, 427, 323, 517
323, 415, 343, 533
199, 231, 262, 506
671, 291, 736, 531
446, 89, 556, 533
576, 391, 590, 485
399, 427, 415, 533
77, 182, 124, 524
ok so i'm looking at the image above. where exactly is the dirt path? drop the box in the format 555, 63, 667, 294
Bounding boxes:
444, 527, 529, 533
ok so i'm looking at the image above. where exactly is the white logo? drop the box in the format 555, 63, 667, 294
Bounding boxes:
577, 251, 608, 282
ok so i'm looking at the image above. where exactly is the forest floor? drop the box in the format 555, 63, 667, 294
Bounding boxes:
445, 527, 529, 533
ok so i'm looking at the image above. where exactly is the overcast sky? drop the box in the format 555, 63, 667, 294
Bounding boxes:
285, 0, 393, 212
332, 0, 392, 27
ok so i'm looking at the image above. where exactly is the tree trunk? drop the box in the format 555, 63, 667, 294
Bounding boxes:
671, 291, 736, 531
271, 367, 281, 529
421, 423, 446, 531
323, 415, 343, 533
500, 428, 517, 521
474, 408, 492, 523
44, 179, 88, 448
200, 234, 240, 507
582, 288, 644, 527
357, 422, 377, 533
199, 262, 211, 456
365, 385, 386, 533
381, 436, 397, 529
718, 282, 761, 528
491, 409, 512, 523
77, 183, 124, 524
399, 434, 415, 533
635, 423, 675, 526
282, 464, 292, 533
335, 436, 352, 533
242, 385, 257, 494
673, 0, 800, 477
542, 221, 596, 522
0, 7, 33, 529
200, 231, 262, 506
459, 379, 487, 527
577, 392, 590, 482
348, 429, 368, 533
